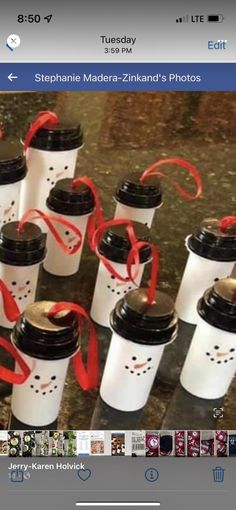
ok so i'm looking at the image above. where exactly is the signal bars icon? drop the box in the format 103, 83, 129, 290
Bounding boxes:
176, 15, 189, 23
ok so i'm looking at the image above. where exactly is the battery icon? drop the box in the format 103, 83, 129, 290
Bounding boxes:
207, 14, 224, 22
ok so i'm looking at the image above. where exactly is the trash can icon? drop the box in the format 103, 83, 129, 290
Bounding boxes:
213, 467, 225, 482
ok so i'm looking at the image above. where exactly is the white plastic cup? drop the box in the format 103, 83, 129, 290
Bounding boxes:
43, 178, 94, 276
114, 173, 162, 228
0, 221, 46, 328
0, 141, 27, 228
100, 288, 177, 411
180, 278, 236, 399
19, 122, 83, 218
10, 301, 79, 428
175, 219, 236, 325
90, 222, 152, 327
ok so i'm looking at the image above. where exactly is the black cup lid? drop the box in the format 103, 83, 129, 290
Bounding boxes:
12, 301, 80, 360
110, 287, 178, 344
28, 121, 83, 151
187, 218, 236, 261
0, 141, 27, 184
46, 178, 95, 216
0, 221, 46, 266
115, 172, 162, 209
99, 222, 152, 263
198, 278, 236, 333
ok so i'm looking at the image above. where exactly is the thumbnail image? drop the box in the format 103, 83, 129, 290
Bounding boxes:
77, 431, 91, 456
146, 431, 159, 457
22, 431, 35, 457
8, 431, 22, 457
229, 431, 236, 456
0, 431, 8, 456
49, 431, 64, 456
159, 431, 174, 456
200, 431, 214, 457
35, 431, 50, 456
111, 432, 125, 456
175, 431, 186, 457
187, 431, 200, 457
131, 430, 146, 457
63, 431, 77, 457
90, 431, 105, 455
215, 431, 228, 457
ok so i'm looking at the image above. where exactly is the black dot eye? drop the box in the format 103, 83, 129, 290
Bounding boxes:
214, 345, 219, 350
26, 281, 30, 285
214, 278, 219, 282
147, 357, 152, 362
51, 376, 56, 381
65, 230, 70, 236
64, 165, 68, 170
11, 201, 15, 206
132, 356, 137, 361
111, 276, 115, 280
12, 281, 16, 286
49, 167, 54, 171
34, 375, 40, 380
230, 348, 235, 352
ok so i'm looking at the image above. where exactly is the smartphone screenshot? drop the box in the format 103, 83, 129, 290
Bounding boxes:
0, 1, 235, 509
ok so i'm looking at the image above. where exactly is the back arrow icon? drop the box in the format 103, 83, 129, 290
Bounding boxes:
8, 73, 18, 82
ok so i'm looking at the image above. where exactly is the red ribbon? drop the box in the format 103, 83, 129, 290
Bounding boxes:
24, 110, 59, 151
141, 158, 203, 201
18, 208, 82, 255
219, 216, 236, 232
0, 128, 4, 140
72, 176, 105, 248
92, 219, 159, 305
0, 279, 20, 322
48, 302, 99, 391
0, 337, 31, 384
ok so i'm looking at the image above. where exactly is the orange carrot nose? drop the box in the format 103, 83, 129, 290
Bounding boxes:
4, 206, 12, 215
217, 352, 228, 357
134, 362, 147, 369
18, 285, 26, 292
40, 381, 52, 390
56, 171, 64, 178
69, 236, 76, 243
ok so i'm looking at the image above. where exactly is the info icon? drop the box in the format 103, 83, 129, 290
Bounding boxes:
145, 468, 159, 482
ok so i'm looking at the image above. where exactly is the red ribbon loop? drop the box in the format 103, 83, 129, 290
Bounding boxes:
72, 177, 104, 249
141, 158, 203, 201
219, 216, 236, 232
24, 110, 59, 151
18, 208, 82, 255
92, 219, 159, 303
0, 337, 31, 384
0, 279, 20, 322
48, 302, 99, 391
91, 219, 140, 283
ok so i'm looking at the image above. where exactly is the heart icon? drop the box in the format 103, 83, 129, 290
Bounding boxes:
77, 468, 91, 481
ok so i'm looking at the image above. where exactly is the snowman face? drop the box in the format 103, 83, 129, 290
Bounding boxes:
29, 374, 58, 396
63, 228, 78, 251
107, 275, 133, 297
205, 344, 236, 364
46, 164, 69, 188
124, 355, 154, 376
10, 279, 32, 302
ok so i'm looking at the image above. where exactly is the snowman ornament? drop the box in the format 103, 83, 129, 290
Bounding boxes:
180, 278, 236, 400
